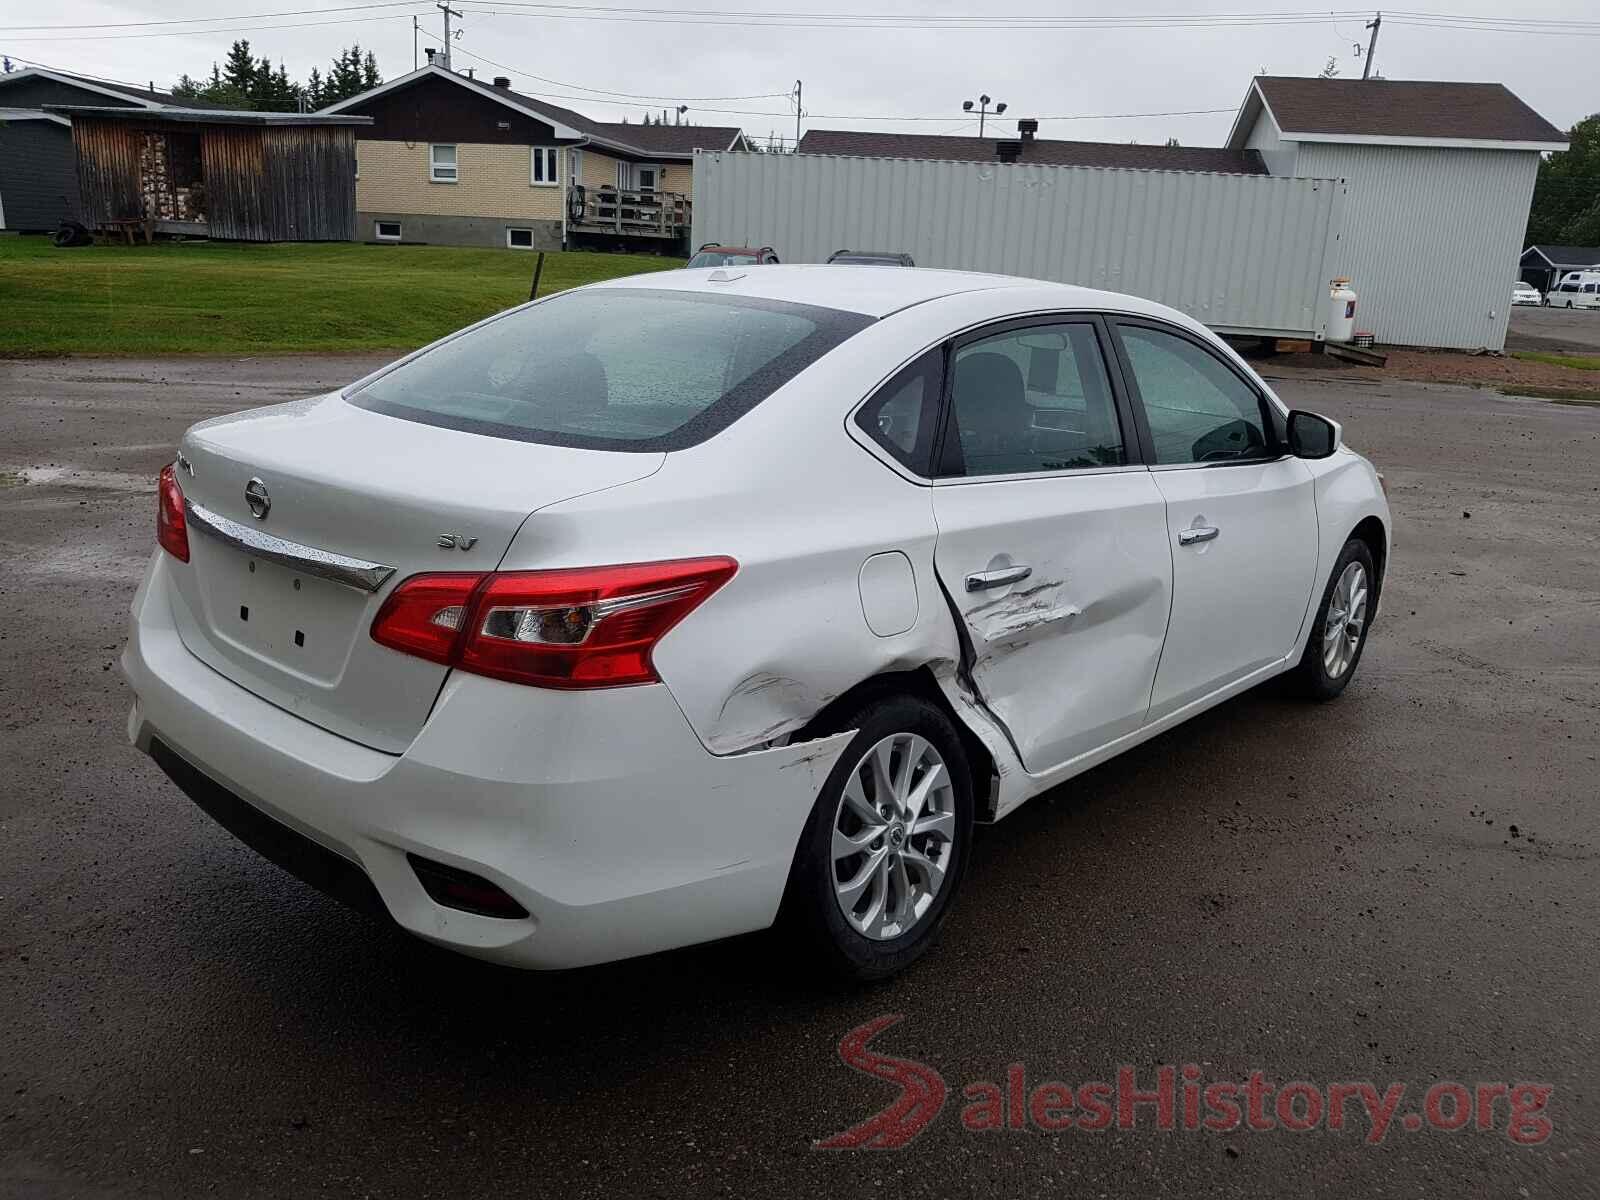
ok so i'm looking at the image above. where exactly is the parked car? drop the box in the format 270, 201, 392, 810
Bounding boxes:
1546, 270, 1600, 308
828, 249, 915, 267
124, 266, 1389, 981
1512, 281, 1542, 306
687, 244, 779, 268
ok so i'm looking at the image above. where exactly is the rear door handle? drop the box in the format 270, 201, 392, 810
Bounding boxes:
965, 564, 1032, 591
1178, 526, 1220, 546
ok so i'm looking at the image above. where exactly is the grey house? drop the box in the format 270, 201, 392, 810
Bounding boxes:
1520, 244, 1600, 294
0, 67, 215, 232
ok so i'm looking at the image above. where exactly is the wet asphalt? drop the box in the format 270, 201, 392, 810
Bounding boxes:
1, 355, 1597, 1198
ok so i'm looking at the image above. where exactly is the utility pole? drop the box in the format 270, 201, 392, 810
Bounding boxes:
413, 16, 419, 70
793, 80, 802, 149
1362, 11, 1381, 80
437, 3, 462, 71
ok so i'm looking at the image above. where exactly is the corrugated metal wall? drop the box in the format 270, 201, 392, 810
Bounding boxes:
693, 151, 1347, 338
1293, 143, 1539, 350
72, 117, 358, 242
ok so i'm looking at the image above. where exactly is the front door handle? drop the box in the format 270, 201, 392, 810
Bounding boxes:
1178, 525, 1220, 546
965, 564, 1033, 592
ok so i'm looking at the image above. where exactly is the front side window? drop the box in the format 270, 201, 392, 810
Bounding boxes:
943, 322, 1125, 477
1116, 324, 1271, 465
350, 289, 873, 451
430, 143, 458, 182
531, 146, 559, 186
1561, 278, 1579, 291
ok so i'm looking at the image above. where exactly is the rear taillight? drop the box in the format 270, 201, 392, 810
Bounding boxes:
157, 463, 189, 563
370, 557, 737, 689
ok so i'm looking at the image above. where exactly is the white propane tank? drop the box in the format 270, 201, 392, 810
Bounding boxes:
1328, 278, 1358, 342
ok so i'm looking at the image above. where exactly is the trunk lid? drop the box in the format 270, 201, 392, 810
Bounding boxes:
166, 393, 662, 752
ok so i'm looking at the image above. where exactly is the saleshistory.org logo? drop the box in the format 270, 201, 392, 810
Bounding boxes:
815, 1016, 1555, 1150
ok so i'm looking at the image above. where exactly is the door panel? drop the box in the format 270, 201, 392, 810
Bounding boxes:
932, 473, 1172, 772
1146, 461, 1318, 719
1110, 318, 1321, 718
929, 317, 1169, 774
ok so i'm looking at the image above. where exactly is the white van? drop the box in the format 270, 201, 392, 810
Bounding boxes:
1545, 269, 1600, 308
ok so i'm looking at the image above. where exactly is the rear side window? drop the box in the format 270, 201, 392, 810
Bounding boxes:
942, 322, 1125, 477
855, 349, 943, 474
350, 289, 872, 451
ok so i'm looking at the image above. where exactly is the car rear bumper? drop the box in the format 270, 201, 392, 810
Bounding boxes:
122, 552, 851, 969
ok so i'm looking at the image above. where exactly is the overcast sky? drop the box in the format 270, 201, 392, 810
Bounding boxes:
3, 1, 1594, 146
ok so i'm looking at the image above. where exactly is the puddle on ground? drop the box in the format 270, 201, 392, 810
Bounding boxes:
13, 466, 153, 492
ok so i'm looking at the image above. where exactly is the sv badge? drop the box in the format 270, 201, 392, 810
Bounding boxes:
436, 534, 479, 551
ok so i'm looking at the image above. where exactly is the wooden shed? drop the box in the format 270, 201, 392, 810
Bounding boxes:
48, 106, 372, 242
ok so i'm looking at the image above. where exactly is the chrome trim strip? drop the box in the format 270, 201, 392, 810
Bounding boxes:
184, 500, 397, 593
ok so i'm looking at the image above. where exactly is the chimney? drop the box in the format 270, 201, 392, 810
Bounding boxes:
995, 139, 1022, 163
493, 76, 512, 89
1017, 118, 1038, 143
424, 47, 436, 64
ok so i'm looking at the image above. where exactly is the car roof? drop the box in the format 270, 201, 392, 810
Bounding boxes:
592, 263, 1172, 320
696, 245, 766, 253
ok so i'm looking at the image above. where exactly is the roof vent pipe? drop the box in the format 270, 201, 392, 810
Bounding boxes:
424, 47, 436, 64
1017, 118, 1038, 142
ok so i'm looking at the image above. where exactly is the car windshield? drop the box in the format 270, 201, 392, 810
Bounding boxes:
349, 288, 871, 451
688, 251, 760, 267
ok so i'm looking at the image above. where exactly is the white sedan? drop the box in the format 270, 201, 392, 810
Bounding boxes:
123, 266, 1390, 980
1512, 281, 1543, 306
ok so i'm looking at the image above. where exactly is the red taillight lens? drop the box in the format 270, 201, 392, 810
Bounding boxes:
369, 572, 483, 664
370, 557, 737, 690
157, 463, 189, 563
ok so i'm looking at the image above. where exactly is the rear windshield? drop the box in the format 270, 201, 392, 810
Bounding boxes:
688, 251, 759, 267
349, 288, 871, 451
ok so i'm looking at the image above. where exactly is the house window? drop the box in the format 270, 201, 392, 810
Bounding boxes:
430, 143, 458, 183
531, 146, 559, 186
507, 227, 535, 249
374, 220, 402, 241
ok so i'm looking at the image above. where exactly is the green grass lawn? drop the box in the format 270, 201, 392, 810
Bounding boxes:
1510, 349, 1600, 372
0, 236, 683, 355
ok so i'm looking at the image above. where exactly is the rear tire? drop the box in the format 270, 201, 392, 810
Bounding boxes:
782, 694, 974, 982
1288, 538, 1375, 701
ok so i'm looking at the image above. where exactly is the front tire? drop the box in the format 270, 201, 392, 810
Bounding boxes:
1289, 538, 1376, 700
783, 694, 974, 981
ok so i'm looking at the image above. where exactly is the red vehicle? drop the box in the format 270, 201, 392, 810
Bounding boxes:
686, 244, 780, 268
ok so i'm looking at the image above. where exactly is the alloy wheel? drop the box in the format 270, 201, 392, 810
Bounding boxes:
831, 733, 957, 941
1322, 560, 1369, 680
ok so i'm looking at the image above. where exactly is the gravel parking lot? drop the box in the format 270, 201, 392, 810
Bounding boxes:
2, 356, 1598, 1198
1507, 302, 1600, 354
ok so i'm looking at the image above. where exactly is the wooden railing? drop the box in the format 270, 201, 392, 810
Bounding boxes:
568, 186, 690, 238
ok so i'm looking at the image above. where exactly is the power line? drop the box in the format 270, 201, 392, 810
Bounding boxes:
0, 5, 1375, 33
414, 29, 787, 101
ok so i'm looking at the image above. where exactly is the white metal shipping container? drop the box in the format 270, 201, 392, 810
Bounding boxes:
692, 151, 1348, 340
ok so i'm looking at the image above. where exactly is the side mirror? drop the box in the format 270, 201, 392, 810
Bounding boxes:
1287, 410, 1341, 459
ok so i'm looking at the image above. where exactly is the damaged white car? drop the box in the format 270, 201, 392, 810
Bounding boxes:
123, 266, 1390, 980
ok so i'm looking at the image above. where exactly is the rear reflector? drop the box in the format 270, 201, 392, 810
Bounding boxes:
407, 853, 529, 919
370, 557, 737, 689
157, 463, 189, 563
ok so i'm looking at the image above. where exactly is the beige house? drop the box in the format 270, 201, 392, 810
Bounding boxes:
320, 63, 749, 251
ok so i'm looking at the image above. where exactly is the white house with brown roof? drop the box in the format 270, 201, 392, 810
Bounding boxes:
320, 64, 749, 252
1227, 76, 1568, 349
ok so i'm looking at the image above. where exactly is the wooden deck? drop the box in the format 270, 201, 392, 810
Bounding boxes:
568, 186, 689, 240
